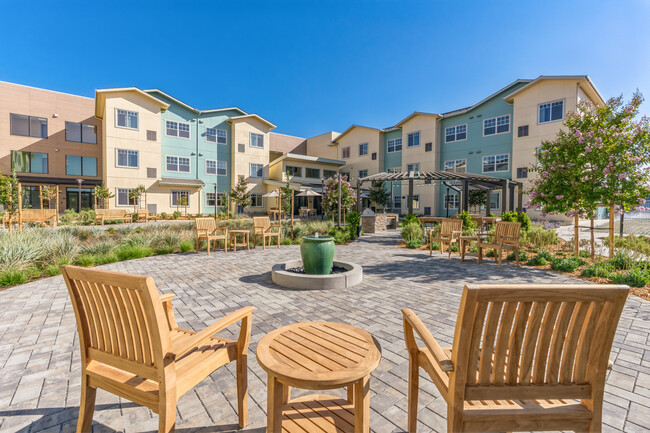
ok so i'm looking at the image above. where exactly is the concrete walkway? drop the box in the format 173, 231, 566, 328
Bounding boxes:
0, 231, 649, 432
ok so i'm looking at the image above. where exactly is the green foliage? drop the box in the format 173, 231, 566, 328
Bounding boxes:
550, 256, 586, 273
486, 249, 496, 257
581, 262, 614, 278
537, 250, 554, 261
450, 243, 460, 252
346, 211, 361, 240
526, 255, 548, 266
457, 211, 477, 230
59, 209, 79, 225
506, 251, 528, 262
469, 245, 478, 253
179, 240, 194, 252
579, 249, 591, 258
44, 264, 62, 277
160, 212, 169, 219
93, 186, 114, 209
610, 268, 650, 287
280, 174, 293, 216
94, 253, 118, 265
229, 177, 251, 212
280, 237, 292, 245
0, 269, 27, 287
430, 241, 441, 251
330, 227, 351, 245
0, 170, 20, 218
524, 225, 560, 249
401, 222, 423, 246
115, 244, 153, 261
78, 209, 96, 224
369, 181, 390, 210
172, 211, 181, 219
468, 190, 486, 208
74, 254, 96, 267
401, 213, 419, 226
609, 252, 634, 270
500, 211, 532, 232
155, 246, 175, 255
128, 185, 146, 207
322, 175, 356, 217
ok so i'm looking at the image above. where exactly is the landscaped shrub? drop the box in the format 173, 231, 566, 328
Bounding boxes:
501, 211, 532, 232
469, 245, 478, 253
0, 269, 27, 287
486, 249, 496, 257
0, 230, 46, 272
581, 262, 614, 278
74, 254, 96, 267
450, 243, 460, 252
82, 240, 115, 256
525, 225, 560, 250
526, 254, 548, 266
430, 241, 441, 251
610, 268, 650, 287
458, 211, 477, 230
77, 209, 95, 224
179, 240, 194, 252
44, 264, 61, 277
400, 213, 419, 226
115, 244, 153, 261
506, 251, 528, 262
609, 252, 634, 270
537, 250, 554, 261
330, 228, 351, 245
401, 222, 423, 248
45, 231, 80, 265
346, 211, 361, 240
154, 246, 175, 255
59, 209, 78, 225
579, 249, 591, 258
172, 211, 181, 219
281, 237, 292, 245
94, 253, 118, 265
550, 256, 586, 273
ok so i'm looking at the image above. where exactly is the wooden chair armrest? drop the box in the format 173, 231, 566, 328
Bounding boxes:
173, 306, 255, 357
402, 308, 453, 372
160, 293, 174, 304
160, 293, 178, 331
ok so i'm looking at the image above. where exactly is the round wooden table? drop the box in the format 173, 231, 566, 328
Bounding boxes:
256, 321, 382, 433
229, 229, 250, 252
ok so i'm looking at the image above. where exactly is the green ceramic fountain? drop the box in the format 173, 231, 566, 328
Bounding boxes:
300, 233, 335, 274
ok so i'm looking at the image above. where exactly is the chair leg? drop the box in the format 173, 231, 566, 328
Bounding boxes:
76, 375, 96, 433
448, 242, 453, 259
515, 247, 520, 267
206, 238, 211, 255
277, 235, 280, 248
478, 246, 483, 264
497, 249, 502, 269
158, 400, 177, 433
195, 237, 199, 253
407, 352, 419, 433
237, 353, 248, 428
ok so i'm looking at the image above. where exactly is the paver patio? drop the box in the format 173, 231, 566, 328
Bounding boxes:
1, 230, 649, 432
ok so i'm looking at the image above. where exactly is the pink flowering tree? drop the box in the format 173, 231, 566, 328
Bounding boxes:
529, 92, 650, 257
322, 175, 356, 219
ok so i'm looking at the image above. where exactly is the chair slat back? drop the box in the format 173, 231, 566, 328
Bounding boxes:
61, 265, 171, 378
494, 221, 520, 244
253, 216, 270, 232
195, 217, 216, 233
451, 284, 628, 401
440, 219, 463, 237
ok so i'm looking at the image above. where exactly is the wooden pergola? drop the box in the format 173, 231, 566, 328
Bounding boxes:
357, 171, 524, 215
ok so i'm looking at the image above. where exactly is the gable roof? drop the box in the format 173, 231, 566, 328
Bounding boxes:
268, 152, 345, 167
227, 114, 276, 130
143, 89, 247, 115
441, 79, 533, 118
95, 87, 169, 119
502, 75, 605, 105
333, 124, 384, 143
394, 111, 442, 127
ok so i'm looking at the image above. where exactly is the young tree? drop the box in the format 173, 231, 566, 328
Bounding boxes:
322, 174, 356, 218
280, 171, 293, 217
468, 190, 487, 213
529, 92, 650, 257
129, 185, 146, 215
40, 186, 58, 209
94, 186, 114, 209
369, 181, 390, 212
0, 171, 20, 229
230, 177, 251, 215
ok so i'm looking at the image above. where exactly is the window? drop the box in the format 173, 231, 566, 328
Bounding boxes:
165, 121, 190, 139
250, 163, 263, 177
358, 169, 368, 178
412, 195, 420, 210
206, 160, 227, 176
10, 113, 47, 138
206, 128, 227, 144
11, 151, 48, 174
65, 122, 96, 144
371, 152, 377, 160
147, 167, 157, 178
116, 109, 138, 129
323, 169, 337, 179
393, 195, 401, 209
425, 142, 432, 152
539, 100, 564, 123
482, 154, 510, 173
286, 166, 302, 177
387, 138, 402, 153
517, 167, 528, 178
147, 130, 157, 141
250, 133, 264, 148
342, 147, 350, 159
166, 156, 190, 173
116, 149, 138, 168
407, 131, 420, 147
205, 192, 225, 207
306, 168, 320, 179
66, 156, 97, 176
445, 124, 467, 142
444, 159, 467, 173
387, 167, 401, 174
171, 190, 190, 206
483, 115, 510, 136
490, 192, 501, 210
518, 125, 529, 137
406, 162, 420, 172
251, 193, 263, 207
445, 194, 459, 209
116, 188, 138, 207
359, 143, 368, 156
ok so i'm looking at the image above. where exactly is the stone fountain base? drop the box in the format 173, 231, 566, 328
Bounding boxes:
271, 260, 363, 290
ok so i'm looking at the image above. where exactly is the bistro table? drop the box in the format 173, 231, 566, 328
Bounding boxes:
229, 229, 250, 252
460, 232, 490, 261
256, 321, 382, 433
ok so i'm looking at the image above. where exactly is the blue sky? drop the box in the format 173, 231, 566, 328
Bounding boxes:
1, 0, 648, 137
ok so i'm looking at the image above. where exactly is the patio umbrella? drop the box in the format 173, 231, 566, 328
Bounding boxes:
263, 189, 282, 222
296, 189, 321, 216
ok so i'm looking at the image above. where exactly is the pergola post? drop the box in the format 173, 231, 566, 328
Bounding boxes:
408, 178, 414, 215
509, 183, 515, 213
501, 179, 508, 214
461, 179, 469, 213
356, 178, 361, 213
517, 184, 523, 213
485, 190, 491, 217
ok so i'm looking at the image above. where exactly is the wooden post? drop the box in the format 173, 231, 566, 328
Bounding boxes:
590, 218, 595, 259
356, 178, 361, 213
517, 184, 523, 213
609, 203, 615, 259
145, 190, 148, 212
408, 178, 414, 215
619, 212, 624, 237
291, 189, 294, 239
39, 185, 43, 222
485, 190, 491, 217
574, 214, 579, 256
338, 174, 342, 228
501, 179, 508, 214
7, 188, 11, 233
94, 187, 97, 210
18, 182, 22, 232
56, 185, 59, 225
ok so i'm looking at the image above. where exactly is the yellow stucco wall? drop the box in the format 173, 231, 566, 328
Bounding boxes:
305, 131, 340, 159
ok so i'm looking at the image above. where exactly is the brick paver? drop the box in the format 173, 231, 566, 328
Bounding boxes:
0, 230, 649, 432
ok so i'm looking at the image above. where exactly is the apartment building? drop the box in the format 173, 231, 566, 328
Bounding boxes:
0, 81, 102, 210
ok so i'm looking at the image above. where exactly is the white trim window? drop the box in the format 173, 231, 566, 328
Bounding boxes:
206, 128, 227, 144
387, 138, 402, 152
358, 169, 368, 178
116, 149, 138, 168
171, 190, 190, 207
445, 124, 467, 142
250, 133, 264, 148
483, 115, 510, 136
406, 162, 420, 173
206, 192, 225, 207
359, 143, 368, 156
116, 188, 138, 207
387, 167, 401, 174
444, 159, 467, 173
412, 194, 420, 210
250, 163, 263, 178
166, 155, 190, 173
482, 154, 510, 173
539, 100, 564, 124
250, 193, 263, 207
206, 159, 227, 176
286, 165, 302, 177
490, 192, 501, 210
342, 147, 350, 159
407, 131, 420, 147
393, 195, 401, 209
115, 109, 138, 129
445, 194, 459, 209
165, 120, 190, 139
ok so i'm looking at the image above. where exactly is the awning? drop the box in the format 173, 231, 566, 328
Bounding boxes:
158, 178, 205, 187
16, 176, 103, 186
263, 179, 325, 192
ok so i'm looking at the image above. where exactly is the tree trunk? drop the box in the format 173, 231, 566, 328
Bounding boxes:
609, 202, 615, 259
574, 214, 579, 256
590, 218, 595, 259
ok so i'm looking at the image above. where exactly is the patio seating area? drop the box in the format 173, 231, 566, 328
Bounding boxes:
0, 231, 649, 432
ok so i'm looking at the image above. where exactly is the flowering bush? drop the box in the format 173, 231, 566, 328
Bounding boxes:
322, 175, 356, 217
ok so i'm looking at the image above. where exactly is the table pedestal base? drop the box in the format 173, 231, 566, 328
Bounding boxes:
282, 394, 354, 433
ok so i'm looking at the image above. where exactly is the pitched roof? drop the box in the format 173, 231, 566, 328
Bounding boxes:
441, 79, 533, 118
143, 89, 247, 115
95, 87, 169, 119
333, 124, 383, 143
502, 75, 605, 105
394, 111, 442, 127
227, 114, 276, 129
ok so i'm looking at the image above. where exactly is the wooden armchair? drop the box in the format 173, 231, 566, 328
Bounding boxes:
402, 283, 629, 433
61, 265, 254, 433
253, 216, 281, 249
429, 219, 463, 257
137, 209, 158, 222
195, 217, 228, 255
477, 221, 521, 269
